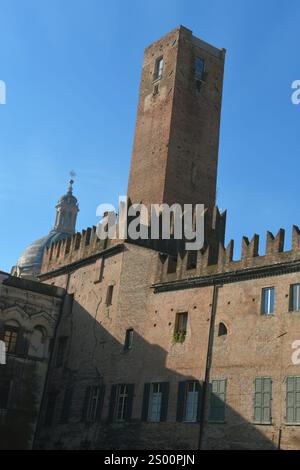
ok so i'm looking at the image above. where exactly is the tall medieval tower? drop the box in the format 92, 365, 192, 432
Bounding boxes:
127, 26, 226, 219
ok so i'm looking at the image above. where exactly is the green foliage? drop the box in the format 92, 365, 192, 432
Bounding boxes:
172, 330, 186, 344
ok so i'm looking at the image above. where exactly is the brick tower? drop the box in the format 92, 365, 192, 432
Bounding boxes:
127, 26, 226, 218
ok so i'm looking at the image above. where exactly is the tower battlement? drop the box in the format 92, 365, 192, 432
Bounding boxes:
155, 224, 300, 284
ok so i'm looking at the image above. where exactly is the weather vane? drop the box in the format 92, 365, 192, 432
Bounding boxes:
68, 170, 76, 193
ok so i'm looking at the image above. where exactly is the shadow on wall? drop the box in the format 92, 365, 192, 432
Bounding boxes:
35, 297, 276, 450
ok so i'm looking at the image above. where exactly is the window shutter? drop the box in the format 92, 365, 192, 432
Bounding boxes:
108, 384, 117, 422
263, 378, 272, 423
95, 385, 105, 422
81, 386, 91, 422
125, 384, 135, 421
160, 382, 169, 422
141, 383, 150, 421
254, 378, 262, 423
209, 379, 226, 422
176, 381, 186, 422
289, 285, 293, 311
196, 381, 202, 422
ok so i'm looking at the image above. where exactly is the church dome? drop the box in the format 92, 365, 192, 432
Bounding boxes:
15, 230, 72, 278
12, 176, 79, 279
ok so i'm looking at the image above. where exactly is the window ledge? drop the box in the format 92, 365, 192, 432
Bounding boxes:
152, 77, 162, 84
253, 422, 273, 426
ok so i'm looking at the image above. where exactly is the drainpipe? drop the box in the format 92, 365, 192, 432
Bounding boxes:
32, 273, 71, 449
198, 283, 222, 450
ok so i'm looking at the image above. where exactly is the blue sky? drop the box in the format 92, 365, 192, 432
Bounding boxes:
0, 0, 300, 272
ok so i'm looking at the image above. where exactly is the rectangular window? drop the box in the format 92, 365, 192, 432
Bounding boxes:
253, 377, 272, 424
195, 57, 205, 94
154, 57, 164, 80
4, 327, 18, 354
195, 57, 205, 80
286, 376, 300, 424
209, 379, 227, 423
184, 381, 199, 422
261, 287, 275, 315
56, 336, 68, 367
106, 285, 114, 306
148, 383, 162, 422
124, 328, 134, 351
87, 386, 100, 422
290, 284, 300, 311
0, 379, 11, 410
174, 312, 188, 342
116, 384, 128, 422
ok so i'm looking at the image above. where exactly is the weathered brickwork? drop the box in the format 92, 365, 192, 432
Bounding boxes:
0, 272, 64, 449
5, 25, 300, 450
127, 25, 225, 215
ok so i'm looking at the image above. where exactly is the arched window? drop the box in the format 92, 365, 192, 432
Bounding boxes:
29, 326, 47, 359
4, 321, 20, 354
218, 322, 228, 337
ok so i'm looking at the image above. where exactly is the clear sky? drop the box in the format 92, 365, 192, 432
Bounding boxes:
0, 0, 300, 273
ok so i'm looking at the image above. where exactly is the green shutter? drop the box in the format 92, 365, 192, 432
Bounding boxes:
141, 383, 151, 421
254, 377, 272, 424
209, 379, 227, 422
286, 376, 300, 423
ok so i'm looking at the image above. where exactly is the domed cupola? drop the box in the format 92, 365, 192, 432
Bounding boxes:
12, 175, 79, 279
54, 177, 79, 234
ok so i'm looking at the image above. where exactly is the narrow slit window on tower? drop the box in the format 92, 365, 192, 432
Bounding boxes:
106, 285, 114, 306
194, 57, 205, 94
124, 328, 134, 351
154, 57, 164, 81
153, 83, 159, 96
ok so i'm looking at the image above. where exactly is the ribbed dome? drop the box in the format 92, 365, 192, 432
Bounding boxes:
15, 230, 71, 278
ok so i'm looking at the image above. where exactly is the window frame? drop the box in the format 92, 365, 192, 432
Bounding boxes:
148, 383, 162, 422
261, 287, 275, 316
4, 326, 18, 355
290, 283, 300, 312
124, 328, 134, 351
183, 381, 199, 423
106, 285, 114, 306
153, 56, 164, 81
116, 384, 128, 422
